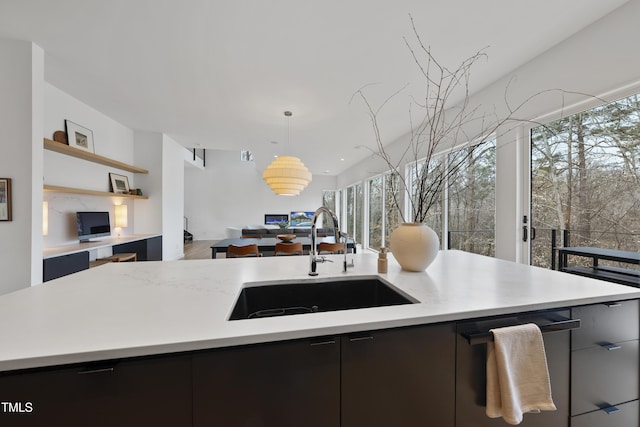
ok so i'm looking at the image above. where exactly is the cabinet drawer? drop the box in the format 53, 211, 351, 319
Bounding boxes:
0, 355, 192, 426
571, 340, 639, 416
572, 300, 639, 350
571, 400, 638, 427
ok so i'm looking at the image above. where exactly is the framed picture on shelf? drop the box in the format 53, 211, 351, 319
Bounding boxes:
0, 178, 12, 221
65, 120, 95, 153
109, 173, 130, 194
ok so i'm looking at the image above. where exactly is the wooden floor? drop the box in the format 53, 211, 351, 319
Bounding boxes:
182, 240, 219, 260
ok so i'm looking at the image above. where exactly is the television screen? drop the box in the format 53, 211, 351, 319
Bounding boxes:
264, 214, 289, 225
76, 211, 111, 242
289, 211, 315, 227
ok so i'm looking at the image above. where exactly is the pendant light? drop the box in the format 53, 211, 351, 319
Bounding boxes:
263, 111, 312, 196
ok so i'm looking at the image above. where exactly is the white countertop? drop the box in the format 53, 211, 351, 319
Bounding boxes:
2, 250, 639, 372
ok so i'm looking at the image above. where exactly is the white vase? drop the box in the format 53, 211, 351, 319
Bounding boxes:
389, 223, 440, 271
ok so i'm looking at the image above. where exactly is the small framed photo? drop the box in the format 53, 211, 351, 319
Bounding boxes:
0, 178, 12, 221
109, 173, 130, 194
65, 120, 95, 153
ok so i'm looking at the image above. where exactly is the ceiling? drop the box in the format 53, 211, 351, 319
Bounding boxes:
0, 0, 629, 175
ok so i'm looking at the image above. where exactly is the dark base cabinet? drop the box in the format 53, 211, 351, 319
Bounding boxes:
193, 337, 341, 427
193, 323, 456, 427
341, 324, 455, 427
2, 302, 637, 427
43, 236, 162, 282
43, 251, 89, 282
571, 400, 639, 427
571, 300, 639, 425
113, 236, 162, 261
0, 355, 192, 427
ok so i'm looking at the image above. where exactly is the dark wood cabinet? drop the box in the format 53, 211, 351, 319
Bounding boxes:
3, 301, 637, 426
43, 236, 162, 282
571, 300, 639, 350
43, 251, 89, 282
193, 323, 456, 427
571, 400, 638, 427
193, 336, 341, 427
113, 235, 162, 261
571, 301, 639, 425
341, 324, 455, 427
0, 355, 192, 427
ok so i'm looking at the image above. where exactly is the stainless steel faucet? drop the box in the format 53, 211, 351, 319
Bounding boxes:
308, 207, 348, 276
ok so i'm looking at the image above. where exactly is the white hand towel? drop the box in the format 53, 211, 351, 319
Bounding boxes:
485, 323, 556, 425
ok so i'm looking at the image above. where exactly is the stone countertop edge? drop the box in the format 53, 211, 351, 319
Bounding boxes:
1, 250, 639, 372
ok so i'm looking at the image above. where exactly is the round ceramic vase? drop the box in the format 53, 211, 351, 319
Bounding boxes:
389, 223, 440, 271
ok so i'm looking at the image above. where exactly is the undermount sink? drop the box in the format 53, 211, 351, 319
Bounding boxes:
228, 276, 418, 320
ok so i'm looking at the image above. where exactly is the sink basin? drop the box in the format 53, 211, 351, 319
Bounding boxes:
228, 276, 418, 320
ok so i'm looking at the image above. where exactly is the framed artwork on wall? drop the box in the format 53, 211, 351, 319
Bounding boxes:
109, 173, 130, 194
290, 211, 315, 227
65, 120, 95, 153
0, 178, 12, 221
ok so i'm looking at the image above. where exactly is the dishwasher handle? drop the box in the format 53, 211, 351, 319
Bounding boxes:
461, 318, 581, 346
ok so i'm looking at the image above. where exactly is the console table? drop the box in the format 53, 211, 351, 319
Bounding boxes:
558, 246, 639, 287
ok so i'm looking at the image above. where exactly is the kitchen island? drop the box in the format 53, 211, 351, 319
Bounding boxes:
1, 251, 639, 426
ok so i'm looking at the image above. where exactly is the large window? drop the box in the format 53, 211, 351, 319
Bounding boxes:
406, 140, 496, 256
447, 141, 496, 256
368, 176, 383, 250
345, 183, 363, 244
530, 93, 640, 268
322, 189, 341, 227
368, 172, 402, 251
407, 158, 444, 243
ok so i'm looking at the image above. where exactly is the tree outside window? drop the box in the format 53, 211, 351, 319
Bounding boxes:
530, 93, 639, 268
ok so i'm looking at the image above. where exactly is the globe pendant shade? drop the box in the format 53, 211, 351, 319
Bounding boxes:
262, 155, 312, 196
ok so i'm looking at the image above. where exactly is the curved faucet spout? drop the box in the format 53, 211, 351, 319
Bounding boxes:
309, 207, 344, 276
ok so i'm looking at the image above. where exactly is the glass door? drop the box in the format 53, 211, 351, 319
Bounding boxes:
529, 93, 640, 269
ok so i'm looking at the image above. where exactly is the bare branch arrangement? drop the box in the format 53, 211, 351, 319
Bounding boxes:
353, 15, 600, 224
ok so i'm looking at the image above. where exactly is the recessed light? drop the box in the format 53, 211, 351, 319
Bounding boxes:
270, 140, 279, 145
340, 158, 345, 161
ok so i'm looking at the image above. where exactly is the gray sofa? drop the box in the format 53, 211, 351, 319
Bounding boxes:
240, 227, 335, 238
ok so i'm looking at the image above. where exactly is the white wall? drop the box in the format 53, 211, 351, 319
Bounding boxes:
337, 0, 640, 262
133, 131, 184, 260
43, 83, 137, 248
161, 135, 185, 260
184, 149, 336, 240
133, 132, 163, 236
0, 40, 44, 294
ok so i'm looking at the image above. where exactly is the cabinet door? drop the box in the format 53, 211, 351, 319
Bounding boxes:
193, 337, 340, 427
113, 236, 162, 261
43, 251, 89, 282
341, 323, 455, 427
113, 240, 146, 260
0, 355, 192, 427
146, 236, 162, 260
